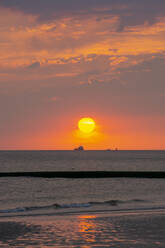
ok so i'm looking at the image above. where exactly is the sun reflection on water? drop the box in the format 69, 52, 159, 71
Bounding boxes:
78, 215, 97, 243
1, 212, 164, 247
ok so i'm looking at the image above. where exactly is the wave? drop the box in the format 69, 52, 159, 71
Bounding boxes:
0, 199, 146, 214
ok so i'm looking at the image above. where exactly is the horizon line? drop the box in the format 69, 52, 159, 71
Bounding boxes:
0, 149, 165, 152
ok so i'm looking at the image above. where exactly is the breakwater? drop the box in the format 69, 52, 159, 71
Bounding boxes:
0, 171, 165, 178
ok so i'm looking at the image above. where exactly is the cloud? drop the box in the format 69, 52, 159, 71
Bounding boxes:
0, 1, 165, 114
1, 0, 165, 28
0, 7, 165, 76
48, 96, 61, 102
27, 61, 41, 69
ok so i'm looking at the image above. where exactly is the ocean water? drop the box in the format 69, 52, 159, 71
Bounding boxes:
0, 150, 165, 217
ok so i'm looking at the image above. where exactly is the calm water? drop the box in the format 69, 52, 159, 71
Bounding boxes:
0, 150, 165, 172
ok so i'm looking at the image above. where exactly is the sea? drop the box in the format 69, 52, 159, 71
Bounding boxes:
0, 150, 165, 217
0, 150, 165, 247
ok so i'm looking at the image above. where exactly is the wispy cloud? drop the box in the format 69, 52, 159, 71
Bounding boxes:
0, 7, 165, 89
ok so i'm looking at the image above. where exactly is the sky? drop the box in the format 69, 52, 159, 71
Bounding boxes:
0, 0, 165, 150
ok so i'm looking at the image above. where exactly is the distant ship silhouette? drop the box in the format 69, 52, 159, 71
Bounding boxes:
106, 148, 118, 151
74, 146, 84, 151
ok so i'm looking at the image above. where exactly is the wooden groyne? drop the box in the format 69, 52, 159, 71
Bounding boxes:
0, 171, 165, 178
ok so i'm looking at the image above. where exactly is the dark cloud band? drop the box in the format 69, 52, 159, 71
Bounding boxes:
0, 0, 165, 32
1, 0, 165, 21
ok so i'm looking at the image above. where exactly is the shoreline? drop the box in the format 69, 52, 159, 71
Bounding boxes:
0, 205, 165, 220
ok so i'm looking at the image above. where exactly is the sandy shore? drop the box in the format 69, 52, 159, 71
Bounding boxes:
0, 210, 165, 247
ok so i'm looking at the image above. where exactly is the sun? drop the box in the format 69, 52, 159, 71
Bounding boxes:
78, 117, 96, 134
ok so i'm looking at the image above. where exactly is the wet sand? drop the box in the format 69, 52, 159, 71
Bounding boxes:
0, 210, 165, 247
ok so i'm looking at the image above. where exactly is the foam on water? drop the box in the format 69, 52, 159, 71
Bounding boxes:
0, 198, 157, 217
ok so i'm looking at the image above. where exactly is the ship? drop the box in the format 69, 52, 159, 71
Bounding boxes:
74, 146, 84, 151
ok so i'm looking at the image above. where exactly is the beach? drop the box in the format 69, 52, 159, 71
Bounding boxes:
0, 209, 165, 247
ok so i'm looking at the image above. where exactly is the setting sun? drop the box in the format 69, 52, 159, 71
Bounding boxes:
78, 117, 96, 134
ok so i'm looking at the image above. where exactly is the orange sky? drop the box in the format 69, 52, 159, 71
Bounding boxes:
0, 1, 165, 150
